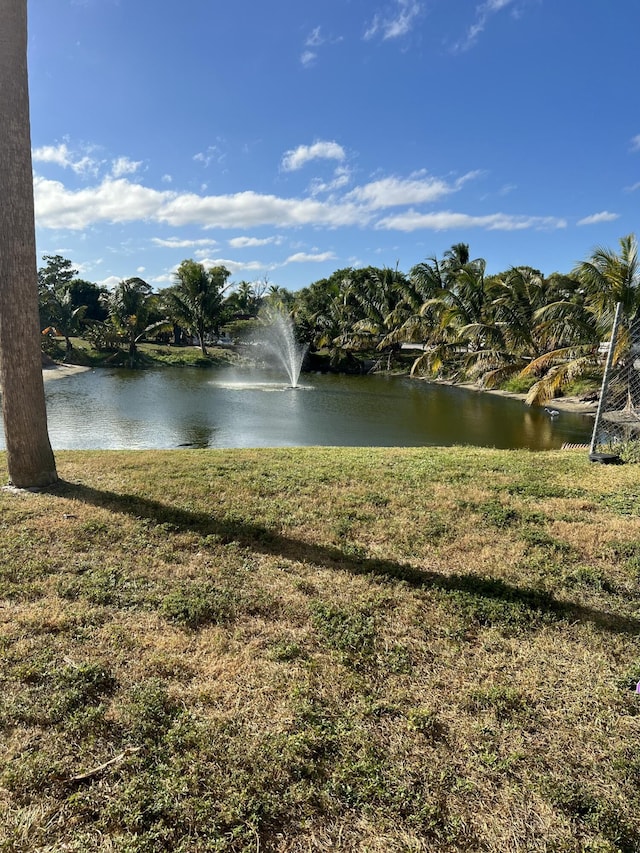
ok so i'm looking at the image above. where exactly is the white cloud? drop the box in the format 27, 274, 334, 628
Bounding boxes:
229, 236, 281, 248
281, 141, 346, 172
364, 0, 422, 41
630, 135, 640, 152
346, 171, 477, 208
300, 25, 342, 65
33, 174, 367, 230
194, 256, 267, 275
375, 210, 567, 232
452, 0, 519, 53
577, 211, 620, 226
162, 174, 173, 183
96, 275, 122, 290
34, 175, 169, 229
193, 145, 225, 168
160, 190, 363, 229
152, 237, 218, 249
485, 0, 515, 10
33, 163, 565, 240
285, 251, 337, 264
306, 26, 324, 47
149, 271, 175, 285
111, 156, 142, 177
309, 166, 352, 196
32, 143, 73, 168
32, 142, 100, 176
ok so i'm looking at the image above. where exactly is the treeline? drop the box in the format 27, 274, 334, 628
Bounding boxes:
38, 256, 278, 366
39, 234, 640, 403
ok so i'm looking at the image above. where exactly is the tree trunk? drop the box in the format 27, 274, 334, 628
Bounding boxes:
0, 0, 57, 487
198, 323, 207, 355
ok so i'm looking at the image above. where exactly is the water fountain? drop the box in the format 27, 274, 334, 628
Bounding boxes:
258, 307, 308, 388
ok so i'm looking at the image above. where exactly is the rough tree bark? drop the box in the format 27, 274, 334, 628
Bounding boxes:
0, 0, 57, 487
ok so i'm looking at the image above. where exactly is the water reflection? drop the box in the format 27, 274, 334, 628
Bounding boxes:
175, 426, 216, 449
0, 368, 594, 451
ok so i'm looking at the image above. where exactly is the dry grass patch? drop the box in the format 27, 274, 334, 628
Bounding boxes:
0, 447, 639, 851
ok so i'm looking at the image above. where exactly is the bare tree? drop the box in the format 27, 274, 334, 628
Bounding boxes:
0, 0, 57, 487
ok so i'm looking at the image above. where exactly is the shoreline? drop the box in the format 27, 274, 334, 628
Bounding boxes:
425, 377, 598, 415
42, 363, 92, 382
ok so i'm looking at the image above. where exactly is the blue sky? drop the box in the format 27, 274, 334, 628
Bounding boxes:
27, 0, 640, 293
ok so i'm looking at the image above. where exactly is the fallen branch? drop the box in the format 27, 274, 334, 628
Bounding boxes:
71, 746, 142, 782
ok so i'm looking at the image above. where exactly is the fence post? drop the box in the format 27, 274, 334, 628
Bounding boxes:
589, 301, 623, 456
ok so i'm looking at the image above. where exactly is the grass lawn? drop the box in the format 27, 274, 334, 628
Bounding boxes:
1, 446, 639, 852
44, 337, 242, 369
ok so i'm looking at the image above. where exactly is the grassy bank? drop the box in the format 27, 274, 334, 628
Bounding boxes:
43, 337, 242, 369
1, 446, 639, 852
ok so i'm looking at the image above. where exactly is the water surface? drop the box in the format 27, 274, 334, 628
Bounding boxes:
0, 367, 594, 450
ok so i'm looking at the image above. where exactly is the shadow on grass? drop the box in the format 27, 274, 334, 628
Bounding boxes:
54, 479, 640, 637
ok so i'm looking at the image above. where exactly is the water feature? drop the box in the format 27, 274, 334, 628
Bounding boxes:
0, 368, 594, 450
255, 307, 307, 388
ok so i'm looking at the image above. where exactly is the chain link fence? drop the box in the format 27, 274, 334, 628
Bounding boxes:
590, 303, 640, 462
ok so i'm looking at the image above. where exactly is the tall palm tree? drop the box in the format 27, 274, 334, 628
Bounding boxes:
0, 0, 57, 487
380, 255, 450, 374
442, 242, 470, 272
406, 251, 490, 378
310, 278, 359, 368
520, 235, 639, 405
574, 234, 640, 409
335, 267, 405, 363
379, 246, 490, 378
462, 267, 551, 387
444, 256, 488, 337
166, 261, 229, 355
574, 234, 640, 327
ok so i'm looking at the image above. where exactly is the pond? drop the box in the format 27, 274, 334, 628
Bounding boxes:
0, 367, 594, 451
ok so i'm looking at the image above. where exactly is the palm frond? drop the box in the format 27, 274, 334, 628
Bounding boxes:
524, 354, 595, 406
481, 362, 526, 389
519, 343, 597, 377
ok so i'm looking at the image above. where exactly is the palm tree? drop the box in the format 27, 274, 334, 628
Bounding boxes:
574, 234, 640, 326
380, 256, 450, 375
391, 248, 490, 379
264, 284, 295, 312
462, 267, 551, 387
108, 278, 166, 366
310, 278, 359, 368
228, 281, 261, 317
442, 241, 470, 272
335, 267, 406, 368
0, 0, 57, 487
166, 261, 229, 355
520, 236, 639, 405
42, 288, 88, 355
443, 256, 489, 338
574, 234, 640, 409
